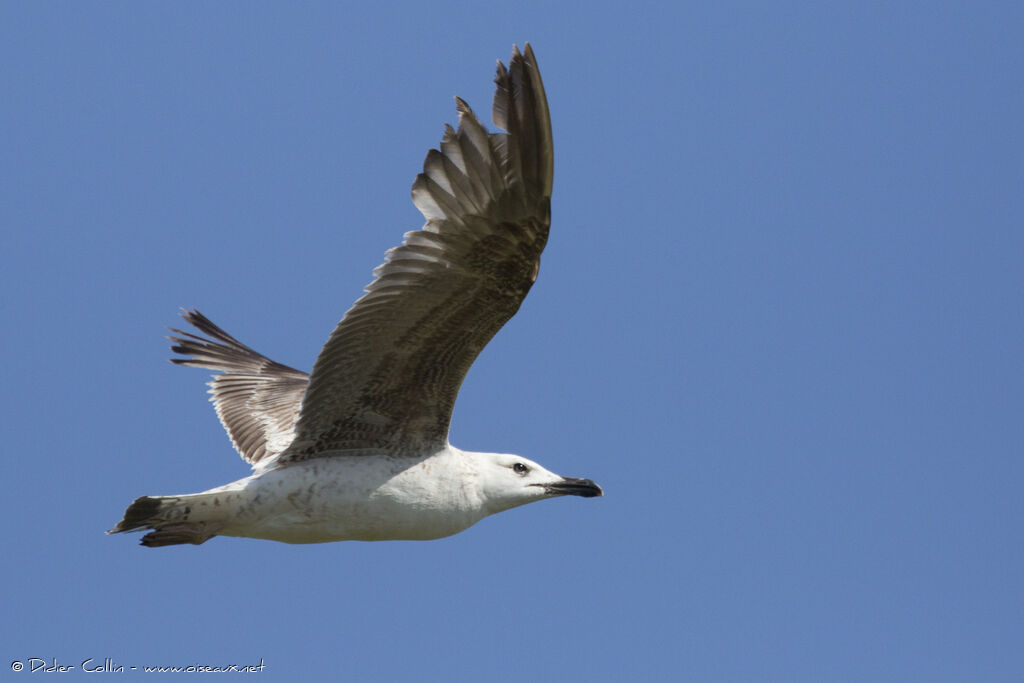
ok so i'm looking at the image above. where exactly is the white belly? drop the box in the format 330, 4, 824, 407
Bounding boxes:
216, 451, 486, 543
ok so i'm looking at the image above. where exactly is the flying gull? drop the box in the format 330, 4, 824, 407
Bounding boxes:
109, 44, 602, 547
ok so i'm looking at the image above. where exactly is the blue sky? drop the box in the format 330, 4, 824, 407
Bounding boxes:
2, 1, 1022, 680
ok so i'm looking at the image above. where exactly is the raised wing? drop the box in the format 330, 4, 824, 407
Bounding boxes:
282, 44, 553, 460
169, 309, 309, 466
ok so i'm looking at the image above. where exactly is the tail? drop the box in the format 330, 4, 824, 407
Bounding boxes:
107, 494, 225, 547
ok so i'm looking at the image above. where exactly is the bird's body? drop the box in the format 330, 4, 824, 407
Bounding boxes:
118, 446, 596, 545
131, 449, 494, 545
109, 44, 601, 548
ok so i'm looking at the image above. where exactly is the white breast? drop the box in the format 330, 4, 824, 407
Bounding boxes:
216, 447, 487, 543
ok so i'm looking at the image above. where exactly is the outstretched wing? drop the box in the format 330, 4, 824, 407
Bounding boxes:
169, 309, 309, 466
282, 44, 553, 460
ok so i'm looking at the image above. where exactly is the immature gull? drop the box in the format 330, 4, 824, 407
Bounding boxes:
109, 44, 601, 547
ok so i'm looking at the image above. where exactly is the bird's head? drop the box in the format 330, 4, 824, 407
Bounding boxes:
472, 452, 603, 514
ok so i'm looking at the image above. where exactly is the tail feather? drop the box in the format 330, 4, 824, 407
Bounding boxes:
108, 495, 222, 547
139, 522, 222, 547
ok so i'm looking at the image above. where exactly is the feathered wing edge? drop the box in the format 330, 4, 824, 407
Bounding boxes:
169, 309, 309, 466
491, 44, 553, 200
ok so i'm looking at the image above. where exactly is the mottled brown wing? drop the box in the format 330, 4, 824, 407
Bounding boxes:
282, 44, 553, 459
169, 309, 309, 466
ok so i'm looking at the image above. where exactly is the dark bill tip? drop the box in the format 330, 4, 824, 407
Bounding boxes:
543, 477, 603, 498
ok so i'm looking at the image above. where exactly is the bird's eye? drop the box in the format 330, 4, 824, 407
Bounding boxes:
513, 462, 530, 475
